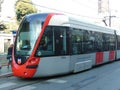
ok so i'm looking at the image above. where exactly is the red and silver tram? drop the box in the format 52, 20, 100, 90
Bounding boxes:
12, 13, 120, 78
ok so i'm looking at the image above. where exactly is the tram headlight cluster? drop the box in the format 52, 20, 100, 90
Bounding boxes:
27, 57, 40, 66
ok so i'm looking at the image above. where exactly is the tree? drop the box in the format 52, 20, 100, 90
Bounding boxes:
0, 23, 6, 31
15, 0, 37, 22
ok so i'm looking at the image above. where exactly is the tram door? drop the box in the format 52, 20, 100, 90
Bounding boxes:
70, 29, 93, 73
69, 29, 82, 72
53, 27, 70, 73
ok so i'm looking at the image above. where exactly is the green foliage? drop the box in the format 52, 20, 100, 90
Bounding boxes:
0, 22, 18, 33
4, 22, 18, 33
0, 23, 7, 31
15, 0, 37, 22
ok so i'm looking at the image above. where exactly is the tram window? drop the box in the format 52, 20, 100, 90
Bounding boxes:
103, 33, 109, 51
36, 26, 68, 56
36, 26, 54, 56
94, 32, 103, 52
103, 34, 115, 51
117, 36, 120, 50
54, 27, 67, 55
109, 34, 115, 50
82, 30, 95, 53
71, 28, 83, 54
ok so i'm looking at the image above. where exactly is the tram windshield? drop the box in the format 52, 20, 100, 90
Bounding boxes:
15, 18, 42, 56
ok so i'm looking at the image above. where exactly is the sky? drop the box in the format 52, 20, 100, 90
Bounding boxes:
31, 0, 120, 24
0, 0, 16, 17
32, 0, 98, 21
1, 0, 120, 18
1, 0, 120, 27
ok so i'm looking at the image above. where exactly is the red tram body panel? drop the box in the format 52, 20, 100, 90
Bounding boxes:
96, 52, 104, 64
109, 51, 115, 61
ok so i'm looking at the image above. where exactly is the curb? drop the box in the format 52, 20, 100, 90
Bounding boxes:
0, 72, 13, 78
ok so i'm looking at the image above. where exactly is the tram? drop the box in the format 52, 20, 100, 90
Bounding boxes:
12, 13, 120, 78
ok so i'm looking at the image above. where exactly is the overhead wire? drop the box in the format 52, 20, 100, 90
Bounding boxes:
21, 0, 120, 28
21, 0, 103, 20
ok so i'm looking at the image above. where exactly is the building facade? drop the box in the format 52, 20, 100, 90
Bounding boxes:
0, 33, 14, 53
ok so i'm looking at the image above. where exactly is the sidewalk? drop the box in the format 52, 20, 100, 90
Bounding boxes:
0, 54, 13, 78
0, 65, 12, 78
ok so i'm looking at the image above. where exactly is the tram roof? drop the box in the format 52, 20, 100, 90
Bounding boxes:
69, 17, 115, 34
24, 13, 117, 34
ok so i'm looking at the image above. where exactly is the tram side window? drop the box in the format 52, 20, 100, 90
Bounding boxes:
103, 34, 115, 51
103, 33, 109, 51
94, 32, 103, 52
117, 36, 120, 50
82, 30, 95, 53
36, 26, 68, 56
54, 27, 67, 55
71, 28, 83, 54
36, 26, 54, 56
109, 34, 115, 50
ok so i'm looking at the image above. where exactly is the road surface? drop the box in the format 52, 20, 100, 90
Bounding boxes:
0, 60, 120, 90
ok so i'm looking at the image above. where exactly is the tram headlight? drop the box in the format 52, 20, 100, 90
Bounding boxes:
29, 58, 38, 65
30, 60, 36, 64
